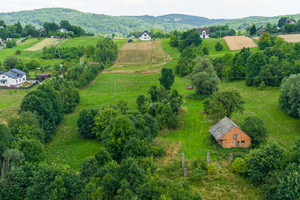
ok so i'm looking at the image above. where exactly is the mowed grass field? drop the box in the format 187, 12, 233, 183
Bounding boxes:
199, 38, 230, 55
224, 36, 258, 51
58, 36, 127, 48
0, 38, 41, 62
24, 38, 61, 51
110, 40, 171, 72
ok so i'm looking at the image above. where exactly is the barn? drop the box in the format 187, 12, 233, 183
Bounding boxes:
209, 117, 251, 148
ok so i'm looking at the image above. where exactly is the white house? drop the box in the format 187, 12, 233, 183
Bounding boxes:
196, 28, 210, 39
57, 28, 69, 33
139, 31, 152, 41
0, 68, 27, 88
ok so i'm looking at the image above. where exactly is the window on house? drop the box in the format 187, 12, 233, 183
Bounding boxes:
23, 78, 25, 81
241, 141, 245, 144
2, 76, 4, 78
16, 80, 18, 83
233, 134, 237, 140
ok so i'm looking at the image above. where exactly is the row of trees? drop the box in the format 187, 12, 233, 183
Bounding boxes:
213, 35, 300, 87
0, 19, 89, 40
42, 46, 84, 60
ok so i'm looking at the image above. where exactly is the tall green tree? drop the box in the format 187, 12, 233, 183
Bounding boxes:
279, 74, 300, 118
241, 116, 268, 148
159, 68, 175, 90
190, 56, 219, 95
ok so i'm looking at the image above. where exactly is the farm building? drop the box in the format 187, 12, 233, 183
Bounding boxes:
36, 74, 51, 81
0, 68, 27, 88
196, 28, 210, 39
257, 28, 266, 35
139, 31, 152, 41
209, 117, 251, 148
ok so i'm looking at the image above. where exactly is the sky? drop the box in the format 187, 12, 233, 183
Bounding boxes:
0, 0, 299, 19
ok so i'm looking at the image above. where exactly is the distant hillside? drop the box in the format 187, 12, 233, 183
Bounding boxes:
207, 15, 300, 30
0, 8, 299, 36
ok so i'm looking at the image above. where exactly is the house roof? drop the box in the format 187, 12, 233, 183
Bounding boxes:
0, 79, 7, 82
3, 68, 26, 79
140, 31, 152, 37
197, 28, 210, 35
209, 117, 240, 140
0, 71, 3, 75
36, 74, 51, 77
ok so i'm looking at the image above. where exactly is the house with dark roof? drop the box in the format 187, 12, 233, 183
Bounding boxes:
196, 28, 210, 39
257, 28, 266, 35
139, 31, 152, 41
209, 117, 251, 148
286, 19, 296, 25
0, 68, 27, 88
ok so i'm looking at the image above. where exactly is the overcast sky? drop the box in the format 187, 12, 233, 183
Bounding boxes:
1, 0, 299, 19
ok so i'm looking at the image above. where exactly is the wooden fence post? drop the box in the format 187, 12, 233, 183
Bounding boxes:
207, 152, 210, 163
230, 153, 233, 161
184, 168, 187, 177
182, 153, 185, 168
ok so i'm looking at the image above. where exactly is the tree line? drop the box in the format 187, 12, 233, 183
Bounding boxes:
0, 19, 90, 40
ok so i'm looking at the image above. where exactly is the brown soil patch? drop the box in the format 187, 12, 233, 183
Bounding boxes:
223, 36, 258, 51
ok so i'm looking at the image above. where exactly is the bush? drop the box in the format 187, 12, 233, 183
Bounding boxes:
15, 50, 21, 55
192, 167, 206, 180
231, 158, 247, 175
259, 81, 266, 90
215, 42, 223, 51
207, 163, 216, 174
151, 145, 165, 157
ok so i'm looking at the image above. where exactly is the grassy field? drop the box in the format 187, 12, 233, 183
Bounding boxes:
0, 88, 36, 125
0, 38, 41, 62
58, 36, 127, 48
199, 38, 230, 55
24, 38, 61, 51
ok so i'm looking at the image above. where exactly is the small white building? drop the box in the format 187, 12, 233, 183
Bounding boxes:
196, 28, 210, 39
57, 28, 69, 33
139, 31, 152, 41
0, 68, 27, 88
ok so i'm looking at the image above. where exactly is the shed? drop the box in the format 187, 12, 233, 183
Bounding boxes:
36, 74, 51, 81
209, 117, 251, 148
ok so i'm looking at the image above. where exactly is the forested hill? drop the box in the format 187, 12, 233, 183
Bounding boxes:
0, 8, 300, 36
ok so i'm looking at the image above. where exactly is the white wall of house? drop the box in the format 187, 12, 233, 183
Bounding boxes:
0, 74, 26, 87
140, 33, 151, 41
200, 31, 209, 39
